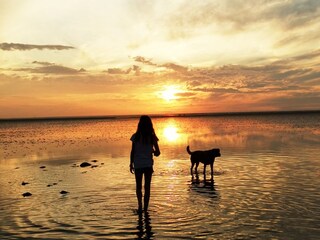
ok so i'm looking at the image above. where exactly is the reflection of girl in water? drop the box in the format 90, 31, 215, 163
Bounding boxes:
130, 115, 160, 212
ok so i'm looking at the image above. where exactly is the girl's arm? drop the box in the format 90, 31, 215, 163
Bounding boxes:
130, 142, 135, 173
153, 140, 160, 157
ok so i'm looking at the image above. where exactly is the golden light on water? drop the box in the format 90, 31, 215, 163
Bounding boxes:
163, 125, 180, 142
158, 119, 189, 145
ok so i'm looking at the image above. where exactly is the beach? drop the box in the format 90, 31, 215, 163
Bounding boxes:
0, 112, 319, 239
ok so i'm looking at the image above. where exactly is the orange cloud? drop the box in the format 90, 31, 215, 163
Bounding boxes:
0, 50, 319, 118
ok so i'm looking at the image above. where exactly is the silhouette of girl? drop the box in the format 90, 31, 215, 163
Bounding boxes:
130, 115, 160, 212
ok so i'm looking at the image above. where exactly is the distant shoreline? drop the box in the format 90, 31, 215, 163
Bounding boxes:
0, 110, 319, 122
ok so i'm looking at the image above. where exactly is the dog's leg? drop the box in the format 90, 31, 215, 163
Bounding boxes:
195, 162, 200, 182
191, 162, 196, 175
195, 162, 199, 175
210, 163, 214, 180
190, 162, 195, 182
203, 164, 207, 182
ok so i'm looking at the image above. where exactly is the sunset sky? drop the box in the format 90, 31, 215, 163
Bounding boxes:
1, 0, 319, 118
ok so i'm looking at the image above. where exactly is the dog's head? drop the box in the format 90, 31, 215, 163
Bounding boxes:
210, 148, 221, 158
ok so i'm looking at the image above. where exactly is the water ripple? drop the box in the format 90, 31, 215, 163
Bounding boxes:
1, 114, 320, 239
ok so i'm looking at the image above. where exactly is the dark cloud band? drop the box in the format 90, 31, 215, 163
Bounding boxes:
0, 42, 75, 51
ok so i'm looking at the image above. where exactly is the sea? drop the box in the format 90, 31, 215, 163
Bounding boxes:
0, 111, 319, 239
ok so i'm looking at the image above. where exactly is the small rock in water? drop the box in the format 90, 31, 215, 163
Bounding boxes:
91, 160, 98, 163
91, 165, 98, 168
47, 184, 52, 187
80, 162, 91, 167
21, 181, 29, 186
60, 190, 69, 195
40, 166, 46, 169
22, 192, 32, 197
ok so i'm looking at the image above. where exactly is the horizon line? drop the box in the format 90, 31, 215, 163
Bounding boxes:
0, 109, 319, 122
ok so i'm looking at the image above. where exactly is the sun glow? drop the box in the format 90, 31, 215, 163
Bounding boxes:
161, 86, 179, 101
163, 125, 180, 142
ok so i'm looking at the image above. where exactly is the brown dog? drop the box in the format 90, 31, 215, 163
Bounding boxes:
187, 145, 221, 181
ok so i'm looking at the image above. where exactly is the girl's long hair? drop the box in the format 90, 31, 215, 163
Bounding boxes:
135, 115, 156, 144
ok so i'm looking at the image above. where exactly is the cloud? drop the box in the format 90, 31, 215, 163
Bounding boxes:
176, 92, 197, 98
105, 65, 142, 76
0, 42, 75, 51
133, 56, 157, 66
290, 49, 320, 61
193, 87, 241, 93
254, 92, 320, 111
164, 0, 320, 40
133, 55, 188, 73
104, 50, 320, 97
0, 73, 127, 98
1, 49, 318, 118
32, 61, 55, 66
265, 0, 320, 30
132, 65, 141, 76
32, 65, 84, 74
293, 71, 320, 84
13, 62, 85, 75
274, 28, 320, 48
106, 68, 131, 74
161, 63, 188, 73
171, 50, 320, 98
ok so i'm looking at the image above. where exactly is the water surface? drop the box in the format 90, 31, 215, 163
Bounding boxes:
0, 113, 319, 239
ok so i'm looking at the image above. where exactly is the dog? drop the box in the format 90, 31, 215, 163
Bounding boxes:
187, 145, 221, 181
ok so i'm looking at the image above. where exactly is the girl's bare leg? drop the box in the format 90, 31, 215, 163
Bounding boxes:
144, 168, 153, 212
135, 171, 143, 211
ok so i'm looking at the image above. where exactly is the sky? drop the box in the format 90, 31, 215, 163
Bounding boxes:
0, 0, 319, 118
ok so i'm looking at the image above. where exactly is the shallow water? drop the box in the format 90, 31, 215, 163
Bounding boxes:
0, 113, 319, 239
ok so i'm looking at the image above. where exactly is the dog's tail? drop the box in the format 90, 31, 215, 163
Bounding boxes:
186, 145, 192, 155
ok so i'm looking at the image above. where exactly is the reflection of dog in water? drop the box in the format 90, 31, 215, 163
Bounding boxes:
187, 145, 221, 181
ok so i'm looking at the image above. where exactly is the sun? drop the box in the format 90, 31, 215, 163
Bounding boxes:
161, 86, 179, 101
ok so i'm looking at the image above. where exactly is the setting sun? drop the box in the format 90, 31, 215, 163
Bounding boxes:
161, 86, 179, 101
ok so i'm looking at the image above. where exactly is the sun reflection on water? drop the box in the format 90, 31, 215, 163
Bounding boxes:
163, 125, 180, 142
155, 119, 189, 148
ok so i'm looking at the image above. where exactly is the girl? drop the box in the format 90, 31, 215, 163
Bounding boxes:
130, 115, 160, 212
